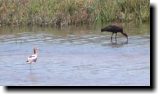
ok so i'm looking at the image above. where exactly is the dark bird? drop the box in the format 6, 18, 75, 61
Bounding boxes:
101, 25, 128, 43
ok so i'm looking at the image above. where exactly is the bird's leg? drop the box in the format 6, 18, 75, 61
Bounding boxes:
111, 32, 114, 42
115, 33, 117, 43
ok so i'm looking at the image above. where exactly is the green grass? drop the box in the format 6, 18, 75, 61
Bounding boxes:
0, 0, 150, 27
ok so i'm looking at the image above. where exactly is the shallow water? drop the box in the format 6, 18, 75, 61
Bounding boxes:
0, 24, 150, 86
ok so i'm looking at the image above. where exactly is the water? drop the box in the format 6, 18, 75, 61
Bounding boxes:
0, 24, 150, 86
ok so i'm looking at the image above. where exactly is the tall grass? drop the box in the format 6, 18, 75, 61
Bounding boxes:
0, 0, 150, 27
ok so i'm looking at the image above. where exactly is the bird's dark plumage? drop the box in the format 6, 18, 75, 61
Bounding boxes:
101, 25, 128, 43
101, 25, 123, 33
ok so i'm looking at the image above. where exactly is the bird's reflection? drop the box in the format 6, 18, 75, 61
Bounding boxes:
109, 41, 128, 48
26, 64, 38, 84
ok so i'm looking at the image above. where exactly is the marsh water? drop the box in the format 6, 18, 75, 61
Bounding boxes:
0, 23, 150, 86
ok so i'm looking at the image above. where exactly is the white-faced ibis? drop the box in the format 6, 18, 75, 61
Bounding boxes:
101, 25, 128, 43
26, 48, 38, 64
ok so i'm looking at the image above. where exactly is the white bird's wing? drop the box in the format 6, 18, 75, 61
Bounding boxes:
27, 54, 37, 63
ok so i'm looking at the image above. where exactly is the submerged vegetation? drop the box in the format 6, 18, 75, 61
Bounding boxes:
0, 0, 150, 27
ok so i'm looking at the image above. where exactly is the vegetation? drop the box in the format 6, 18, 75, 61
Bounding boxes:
0, 0, 150, 27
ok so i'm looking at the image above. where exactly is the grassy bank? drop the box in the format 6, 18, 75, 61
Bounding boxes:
0, 0, 150, 27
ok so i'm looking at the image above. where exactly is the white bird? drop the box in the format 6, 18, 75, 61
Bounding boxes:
26, 48, 38, 64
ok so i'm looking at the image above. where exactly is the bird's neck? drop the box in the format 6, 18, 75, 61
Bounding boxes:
122, 32, 128, 38
33, 50, 38, 54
